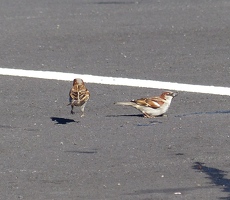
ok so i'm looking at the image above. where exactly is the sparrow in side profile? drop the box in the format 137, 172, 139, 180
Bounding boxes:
115, 91, 177, 118
68, 78, 90, 117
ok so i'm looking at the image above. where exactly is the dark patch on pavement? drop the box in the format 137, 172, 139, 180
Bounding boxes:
0, 125, 17, 129
136, 121, 163, 126
65, 150, 97, 154
193, 162, 230, 199
176, 110, 230, 117
50, 117, 78, 125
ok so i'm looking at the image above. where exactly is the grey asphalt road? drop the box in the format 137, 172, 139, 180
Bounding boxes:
0, 0, 230, 200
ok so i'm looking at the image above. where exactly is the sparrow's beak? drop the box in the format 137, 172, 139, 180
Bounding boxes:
172, 92, 178, 97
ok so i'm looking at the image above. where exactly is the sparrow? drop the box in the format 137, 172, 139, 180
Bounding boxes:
115, 91, 178, 118
68, 78, 90, 117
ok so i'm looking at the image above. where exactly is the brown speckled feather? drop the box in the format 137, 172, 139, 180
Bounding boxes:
132, 97, 165, 109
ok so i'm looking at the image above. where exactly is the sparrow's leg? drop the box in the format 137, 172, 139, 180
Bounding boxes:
80, 102, 87, 117
143, 112, 154, 118
71, 105, 75, 114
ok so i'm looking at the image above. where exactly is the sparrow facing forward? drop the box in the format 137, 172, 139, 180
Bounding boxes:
68, 78, 90, 117
115, 91, 177, 118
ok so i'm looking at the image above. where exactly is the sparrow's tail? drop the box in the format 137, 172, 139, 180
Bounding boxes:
115, 102, 136, 106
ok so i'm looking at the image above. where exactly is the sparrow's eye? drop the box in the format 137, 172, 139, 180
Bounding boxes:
166, 92, 173, 96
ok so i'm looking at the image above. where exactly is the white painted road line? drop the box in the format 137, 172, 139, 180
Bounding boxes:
0, 67, 230, 96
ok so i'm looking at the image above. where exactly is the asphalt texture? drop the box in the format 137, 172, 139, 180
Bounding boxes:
0, 0, 230, 200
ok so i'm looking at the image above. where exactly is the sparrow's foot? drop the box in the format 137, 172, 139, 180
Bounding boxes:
80, 113, 84, 117
71, 110, 75, 114
143, 113, 154, 118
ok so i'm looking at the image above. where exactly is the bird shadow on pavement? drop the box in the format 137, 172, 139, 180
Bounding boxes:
175, 110, 230, 117
106, 114, 144, 118
50, 117, 79, 125
193, 162, 230, 199
106, 114, 163, 126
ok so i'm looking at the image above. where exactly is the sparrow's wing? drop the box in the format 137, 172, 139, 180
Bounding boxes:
69, 88, 79, 100
134, 98, 161, 109
80, 89, 90, 102
149, 96, 166, 107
